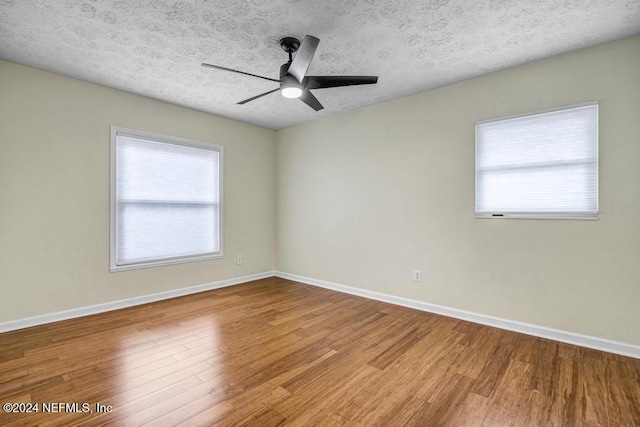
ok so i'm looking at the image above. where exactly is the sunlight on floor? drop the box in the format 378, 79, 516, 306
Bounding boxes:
113, 315, 225, 424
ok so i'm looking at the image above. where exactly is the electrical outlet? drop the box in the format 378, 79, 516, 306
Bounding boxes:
413, 270, 422, 282
236, 255, 243, 265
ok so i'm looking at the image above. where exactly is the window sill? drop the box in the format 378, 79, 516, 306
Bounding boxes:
110, 253, 223, 272
475, 213, 598, 220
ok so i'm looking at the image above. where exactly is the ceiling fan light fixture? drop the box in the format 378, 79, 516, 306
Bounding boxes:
281, 85, 302, 99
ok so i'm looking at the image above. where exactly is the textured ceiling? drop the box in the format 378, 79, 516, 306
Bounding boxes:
1, 0, 639, 130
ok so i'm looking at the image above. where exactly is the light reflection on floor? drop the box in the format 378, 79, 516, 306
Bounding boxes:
112, 315, 225, 424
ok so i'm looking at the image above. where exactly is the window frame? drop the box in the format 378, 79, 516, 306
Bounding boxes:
475, 102, 599, 220
110, 126, 224, 272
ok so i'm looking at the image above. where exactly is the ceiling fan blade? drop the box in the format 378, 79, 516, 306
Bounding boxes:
299, 90, 324, 111
237, 88, 280, 105
201, 63, 281, 83
288, 35, 320, 83
306, 76, 378, 90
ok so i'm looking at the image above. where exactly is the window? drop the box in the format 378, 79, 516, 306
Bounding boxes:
110, 127, 223, 271
475, 103, 598, 220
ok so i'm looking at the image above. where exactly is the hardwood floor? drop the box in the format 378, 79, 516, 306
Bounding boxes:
1, 277, 639, 426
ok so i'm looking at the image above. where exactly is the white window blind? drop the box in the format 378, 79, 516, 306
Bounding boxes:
475, 103, 598, 219
110, 127, 222, 271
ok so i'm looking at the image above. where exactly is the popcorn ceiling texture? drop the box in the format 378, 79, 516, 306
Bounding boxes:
1, 0, 639, 130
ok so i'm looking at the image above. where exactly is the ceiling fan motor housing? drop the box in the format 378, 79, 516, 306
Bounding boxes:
280, 63, 298, 83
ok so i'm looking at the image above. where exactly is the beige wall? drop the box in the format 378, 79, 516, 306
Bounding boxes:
276, 36, 640, 346
0, 61, 277, 322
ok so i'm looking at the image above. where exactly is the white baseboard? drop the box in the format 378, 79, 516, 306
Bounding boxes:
276, 271, 640, 360
0, 271, 276, 334
4, 270, 638, 360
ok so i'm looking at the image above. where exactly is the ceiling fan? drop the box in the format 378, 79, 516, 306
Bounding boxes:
201, 35, 378, 111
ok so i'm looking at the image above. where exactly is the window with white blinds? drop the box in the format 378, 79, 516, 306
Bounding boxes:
110, 127, 223, 271
475, 103, 598, 220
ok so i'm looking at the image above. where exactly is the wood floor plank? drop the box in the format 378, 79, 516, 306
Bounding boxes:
1, 277, 639, 426
546, 356, 580, 427
406, 373, 476, 425
366, 325, 426, 370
